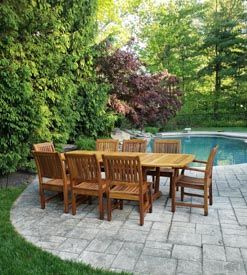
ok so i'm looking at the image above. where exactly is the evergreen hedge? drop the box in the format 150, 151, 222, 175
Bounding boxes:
0, 0, 115, 176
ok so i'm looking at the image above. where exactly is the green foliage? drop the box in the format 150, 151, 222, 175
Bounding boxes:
0, 60, 39, 176
163, 112, 247, 130
96, 0, 142, 48
199, 0, 247, 115
74, 48, 117, 138
144, 127, 159, 135
138, 0, 204, 93
137, 0, 247, 126
75, 137, 96, 150
0, 0, 116, 175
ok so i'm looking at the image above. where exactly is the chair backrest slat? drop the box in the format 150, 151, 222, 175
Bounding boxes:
122, 139, 147, 153
33, 142, 55, 152
103, 155, 143, 187
154, 139, 181, 153
96, 139, 119, 152
65, 154, 101, 184
205, 146, 218, 179
33, 151, 64, 179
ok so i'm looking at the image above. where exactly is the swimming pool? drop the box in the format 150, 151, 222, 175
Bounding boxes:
148, 135, 247, 166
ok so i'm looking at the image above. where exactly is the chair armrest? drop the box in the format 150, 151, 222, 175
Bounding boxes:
193, 159, 207, 164
183, 167, 206, 173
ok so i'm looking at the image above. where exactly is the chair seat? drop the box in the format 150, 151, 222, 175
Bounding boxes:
45, 178, 70, 187
74, 181, 106, 191
176, 175, 205, 187
110, 183, 149, 195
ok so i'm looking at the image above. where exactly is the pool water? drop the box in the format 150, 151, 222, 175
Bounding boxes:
148, 136, 247, 166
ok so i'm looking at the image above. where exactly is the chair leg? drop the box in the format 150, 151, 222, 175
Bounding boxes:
204, 186, 208, 216
63, 189, 69, 214
40, 188, 45, 209
209, 184, 213, 205
88, 196, 92, 205
72, 192, 77, 215
169, 176, 172, 198
58, 192, 64, 201
98, 193, 104, 220
107, 193, 112, 221
181, 187, 184, 201
172, 179, 176, 213
149, 186, 153, 213
139, 196, 144, 226
120, 200, 123, 210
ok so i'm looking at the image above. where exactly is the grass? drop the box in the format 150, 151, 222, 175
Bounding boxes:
0, 186, 123, 275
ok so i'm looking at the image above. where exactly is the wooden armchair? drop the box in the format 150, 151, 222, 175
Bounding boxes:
122, 139, 147, 152
33, 142, 55, 152
103, 155, 152, 226
146, 139, 181, 198
33, 151, 70, 213
65, 153, 106, 219
172, 146, 218, 216
96, 139, 119, 152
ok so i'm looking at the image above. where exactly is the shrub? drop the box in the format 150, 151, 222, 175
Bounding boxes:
0, 1, 114, 175
75, 137, 96, 150
144, 127, 159, 135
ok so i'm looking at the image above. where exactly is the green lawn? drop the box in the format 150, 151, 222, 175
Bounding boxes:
0, 186, 124, 275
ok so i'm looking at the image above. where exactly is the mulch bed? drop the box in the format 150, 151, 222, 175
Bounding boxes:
0, 172, 36, 188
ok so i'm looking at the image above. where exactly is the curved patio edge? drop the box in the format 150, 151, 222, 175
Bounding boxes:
10, 163, 247, 274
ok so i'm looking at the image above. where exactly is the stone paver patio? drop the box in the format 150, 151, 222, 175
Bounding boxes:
11, 164, 247, 274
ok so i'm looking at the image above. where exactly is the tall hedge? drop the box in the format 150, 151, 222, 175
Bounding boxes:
0, 0, 114, 176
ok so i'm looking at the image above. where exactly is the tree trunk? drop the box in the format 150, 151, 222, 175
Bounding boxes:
214, 44, 221, 119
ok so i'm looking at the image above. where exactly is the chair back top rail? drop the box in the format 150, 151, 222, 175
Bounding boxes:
33, 142, 55, 152
154, 139, 181, 154
96, 139, 119, 152
122, 139, 147, 153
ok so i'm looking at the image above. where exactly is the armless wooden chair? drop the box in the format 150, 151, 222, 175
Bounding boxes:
33, 142, 55, 152
147, 139, 181, 198
172, 146, 218, 216
96, 139, 119, 152
122, 139, 147, 152
103, 155, 152, 226
65, 153, 106, 220
33, 151, 70, 213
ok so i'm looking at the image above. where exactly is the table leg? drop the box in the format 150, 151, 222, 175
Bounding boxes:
153, 167, 162, 200
171, 168, 179, 212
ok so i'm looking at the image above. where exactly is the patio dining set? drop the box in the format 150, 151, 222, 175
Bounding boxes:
32, 139, 218, 226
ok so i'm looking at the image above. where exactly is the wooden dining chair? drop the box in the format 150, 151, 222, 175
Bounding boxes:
65, 153, 106, 219
146, 139, 181, 197
96, 139, 119, 152
33, 151, 70, 213
103, 155, 152, 226
33, 142, 55, 152
122, 139, 147, 152
172, 145, 218, 216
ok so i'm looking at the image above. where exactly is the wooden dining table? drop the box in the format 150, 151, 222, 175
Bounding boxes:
65, 150, 195, 200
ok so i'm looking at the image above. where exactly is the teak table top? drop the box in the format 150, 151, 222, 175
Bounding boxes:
65, 150, 195, 168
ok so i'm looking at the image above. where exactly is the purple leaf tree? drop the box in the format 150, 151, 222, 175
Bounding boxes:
98, 45, 182, 129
